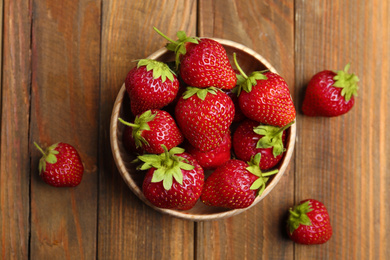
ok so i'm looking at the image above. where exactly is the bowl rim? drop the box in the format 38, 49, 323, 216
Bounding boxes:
110, 38, 296, 221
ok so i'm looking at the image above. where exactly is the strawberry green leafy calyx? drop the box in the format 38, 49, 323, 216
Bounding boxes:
34, 142, 59, 173
254, 121, 294, 157
137, 146, 195, 190
137, 59, 176, 83
287, 201, 313, 235
246, 153, 278, 196
153, 27, 199, 69
182, 86, 219, 101
118, 110, 157, 148
287, 199, 332, 244
233, 53, 267, 95
332, 63, 359, 102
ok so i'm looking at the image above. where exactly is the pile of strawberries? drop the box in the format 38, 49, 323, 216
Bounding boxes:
33, 27, 360, 246
120, 28, 296, 211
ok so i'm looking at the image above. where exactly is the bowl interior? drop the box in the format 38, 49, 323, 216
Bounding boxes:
110, 39, 296, 221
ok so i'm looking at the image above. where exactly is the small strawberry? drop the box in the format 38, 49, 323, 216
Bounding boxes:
185, 131, 231, 170
233, 53, 296, 127
154, 27, 237, 89
138, 146, 204, 210
119, 109, 183, 154
302, 64, 359, 117
287, 199, 333, 245
125, 59, 179, 116
233, 120, 293, 169
175, 87, 235, 152
201, 153, 278, 209
34, 142, 84, 187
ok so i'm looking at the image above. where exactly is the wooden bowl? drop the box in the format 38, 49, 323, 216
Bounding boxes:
110, 39, 296, 221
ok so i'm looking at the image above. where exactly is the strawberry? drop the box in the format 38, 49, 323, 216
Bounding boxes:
185, 131, 231, 170
233, 119, 293, 169
201, 153, 278, 209
233, 53, 296, 127
119, 109, 183, 154
125, 59, 179, 116
175, 87, 235, 152
34, 142, 84, 187
287, 199, 333, 245
154, 27, 237, 89
302, 63, 359, 117
138, 146, 204, 210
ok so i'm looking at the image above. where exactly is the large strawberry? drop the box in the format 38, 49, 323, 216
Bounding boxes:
119, 109, 183, 154
233, 54, 296, 127
233, 119, 293, 169
175, 87, 235, 152
287, 199, 333, 245
154, 27, 237, 89
34, 142, 84, 187
302, 64, 359, 117
125, 59, 179, 116
138, 146, 204, 210
201, 153, 278, 209
185, 131, 231, 170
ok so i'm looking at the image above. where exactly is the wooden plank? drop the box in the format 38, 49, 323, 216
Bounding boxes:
295, 0, 390, 258
196, 1, 295, 259
0, 0, 31, 259
29, 0, 101, 259
98, 0, 197, 259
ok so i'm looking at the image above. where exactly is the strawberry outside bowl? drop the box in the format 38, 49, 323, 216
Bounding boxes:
110, 38, 296, 221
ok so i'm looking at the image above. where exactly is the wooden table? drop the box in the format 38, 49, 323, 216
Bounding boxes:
1, 0, 389, 259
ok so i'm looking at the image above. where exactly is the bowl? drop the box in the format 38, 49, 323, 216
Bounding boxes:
110, 38, 296, 221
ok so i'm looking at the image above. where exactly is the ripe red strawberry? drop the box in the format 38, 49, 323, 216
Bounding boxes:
154, 27, 237, 89
302, 64, 359, 117
233, 119, 293, 170
201, 154, 278, 209
138, 146, 204, 210
175, 87, 235, 152
125, 59, 179, 116
233, 54, 296, 127
34, 142, 84, 187
119, 109, 183, 154
287, 199, 333, 245
185, 131, 231, 170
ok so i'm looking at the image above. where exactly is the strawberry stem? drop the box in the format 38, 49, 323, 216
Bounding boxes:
233, 53, 248, 79
262, 169, 279, 177
153, 27, 177, 44
289, 209, 300, 218
274, 120, 295, 135
161, 145, 173, 167
118, 118, 138, 128
33, 142, 46, 155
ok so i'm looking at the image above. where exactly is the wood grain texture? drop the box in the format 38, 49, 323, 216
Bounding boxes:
29, 0, 101, 259
295, 0, 390, 259
197, 1, 295, 259
98, 0, 197, 259
1, 0, 389, 259
0, 0, 31, 259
